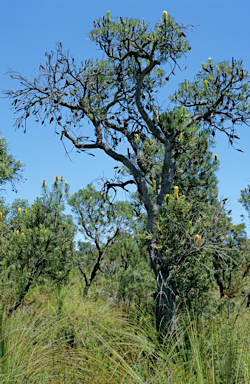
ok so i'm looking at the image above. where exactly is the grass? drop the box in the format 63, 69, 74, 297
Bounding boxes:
0, 278, 250, 383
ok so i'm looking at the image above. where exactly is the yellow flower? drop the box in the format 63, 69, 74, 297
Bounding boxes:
37, 196, 39, 201
10, 238, 13, 241
165, 194, 169, 205
32, 203, 34, 207
135, 134, 140, 143
67, 192, 69, 196
163, 10, 167, 21
21, 232, 24, 236
189, 221, 192, 227
240, 196, 242, 200
60, 176, 63, 181
19, 161, 22, 165
81, 187, 83, 190
65, 181, 67, 186
208, 57, 212, 66
18, 207, 21, 214
57, 205, 60, 209
214, 154, 218, 161
90, 185, 93, 189
244, 83, 247, 92
202, 62, 205, 69
174, 186, 179, 199
90, 196, 93, 202
195, 234, 201, 246
153, 180, 156, 191
56, 175, 59, 181
0, 212, 2, 220
204, 80, 208, 88
226, 235, 228, 238
180, 132, 183, 140
43, 180, 45, 187
183, 106, 186, 115
16, 230, 19, 235
107, 10, 110, 18
54, 179, 57, 185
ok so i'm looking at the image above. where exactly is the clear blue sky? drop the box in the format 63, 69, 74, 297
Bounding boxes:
1, 0, 250, 237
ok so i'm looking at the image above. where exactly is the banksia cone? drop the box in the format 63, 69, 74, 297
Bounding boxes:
174, 186, 179, 199
131, 235, 133, 240
20, 161, 22, 165
180, 132, 183, 140
65, 181, 67, 186
204, 80, 208, 88
18, 208, 21, 214
25, 209, 27, 214
43, 180, 45, 187
107, 10, 110, 18
32, 203, 34, 207
135, 134, 140, 143
81, 187, 83, 190
214, 154, 218, 161
90, 196, 93, 202
37, 197, 39, 201
195, 234, 201, 246
67, 192, 69, 196
153, 179, 156, 191
202, 62, 205, 69
90, 185, 93, 189
165, 194, 169, 205
61, 176, 63, 181
21, 232, 24, 236
0, 212, 2, 220
16, 230, 19, 235
143, 248, 147, 259
54, 179, 57, 185
208, 57, 212, 66
56, 175, 59, 181
163, 10, 167, 21
183, 106, 186, 114
244, 83, 248, 92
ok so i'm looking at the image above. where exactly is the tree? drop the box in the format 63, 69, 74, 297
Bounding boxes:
0, 176, 77, 315
4, 11, 250, 333
67, 184, 135, 296
0, 130, 23, 194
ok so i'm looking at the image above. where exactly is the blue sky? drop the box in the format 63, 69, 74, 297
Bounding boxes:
1, 0, 250, 238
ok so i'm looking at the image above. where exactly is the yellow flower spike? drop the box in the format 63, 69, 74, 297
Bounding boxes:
204, 80, 208, 88
16, 230, 19, 235
81, 187, 83, 190
57, 205, 60, 209
19, 161, 22, 165
90, 185, 93, 189
60, 176, 63, 181
165, 194, 169, 205
163, 10, 167, 21
226, 235, 228, 238
143, 248, 147, 259
107, 59, 109, 64
11, 238, 13, 241
244, 83, 248, 92
135, 134, 140, 143
194, 234, 199, 244
37, 197, 39, 201
32, 203, 34, 207
189, 221, 192, 227
0, 212, 2, 220
174, 186, 179, 199
67, 192, 69, 196
198, 235, 201, 246
56, 175, 59, 181
208, 57, 212, 66
107, 10, 110, 18
202, 62, 205, 70
240, 196, 242, 200
89, 196, 93, 202
21, 232, 24, 236
183, 106, 186, 115
43, 180, 45, 187
25, 209, 27, 214
214, 154, 218, 161
18, 207, 21, 214
180, 132, 183, 140
185, 78, 187, 86
153, 179, 156, 191
54, 179, 57, 185
65, 181, 67, 186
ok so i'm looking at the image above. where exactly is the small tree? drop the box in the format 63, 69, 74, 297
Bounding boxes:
0, 176, 76, 315
68, 184, 134, 296
4, 12, 250, 332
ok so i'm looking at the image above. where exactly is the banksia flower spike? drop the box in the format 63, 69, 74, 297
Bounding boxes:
208, 57, 212, 66
25, 209, 27, 214
180, 132, 183, 140
163, 10, 167, 21
195, 234, 201, 246
18, 208, 21, 214
90, 185, 93, 189
204, 80, 208, 88
54, 179, 57, 185
183, 106, 186, 115
89, 196, 93, 202
21, 232, 24, 236
0, 212, 2, 220
81, 187, 83, 190
202, 62, 205, 69
214, 154, 218, 161
32, 203, 34, 207
174, 186, 179, 199
153, 179, 156, 191
16, 230, 19, 235
135, 134, 140, 143
65, 181, 67, 186
60, 176, 63, 181
43, 180, 45, 187
19, 161, 22, 165
56, 175, 59, 181
107, 10, 110, 18
165, 194, 169, 205
244, 83, 248, 92
37, 197, 39, 201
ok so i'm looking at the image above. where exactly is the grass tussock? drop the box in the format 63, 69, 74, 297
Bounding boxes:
0, 284, 250, 383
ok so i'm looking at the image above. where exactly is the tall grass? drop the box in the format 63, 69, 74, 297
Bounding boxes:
0, 282, 250, 383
